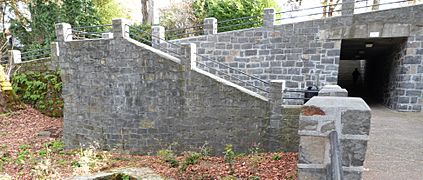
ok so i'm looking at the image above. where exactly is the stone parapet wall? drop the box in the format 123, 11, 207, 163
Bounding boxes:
56, 20, 301, 154
298, 96, 371, 180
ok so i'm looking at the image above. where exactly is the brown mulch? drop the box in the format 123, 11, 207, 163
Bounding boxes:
0, 107, 298, 179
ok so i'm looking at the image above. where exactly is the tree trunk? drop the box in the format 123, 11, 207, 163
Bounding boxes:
141, 0, 149, 24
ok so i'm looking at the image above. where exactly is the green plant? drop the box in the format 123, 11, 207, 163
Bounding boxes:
128, 23, 152, 46
193, 0, 280, 32
72, 144, 111, 175
223, 144, 236, 175
248, 143, 262, 155
180, 152, 202, 172
12, 71, 63, 117
249, 176, 260, 180
157, 149, 179, 168
272, 154, 281, 160
199, 142, 213, 157
16, 144, 31, 164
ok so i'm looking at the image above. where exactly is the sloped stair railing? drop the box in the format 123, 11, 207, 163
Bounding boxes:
127, 25, 270, 97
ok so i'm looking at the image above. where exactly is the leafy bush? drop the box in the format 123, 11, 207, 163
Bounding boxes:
128, 23, 152, 46
157, 149, 179, 168
193, 0, 279, 32
180, 152, 202, 172
12, 71, 63, 117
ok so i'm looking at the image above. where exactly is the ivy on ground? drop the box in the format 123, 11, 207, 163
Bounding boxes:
12, 71, 63, 117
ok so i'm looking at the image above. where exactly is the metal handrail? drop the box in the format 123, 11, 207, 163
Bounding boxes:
71, 24, 113, 40
72, 24, 113, 30
21, 48, 50, 55
218, 15, 263, 24
166, 24, 204, 33
127, 25, 269, 95
275, 8, 343, 21
354, 0, 412, 10
218, 21, 262, 30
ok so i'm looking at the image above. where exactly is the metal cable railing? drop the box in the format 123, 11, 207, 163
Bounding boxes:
71, 24, 113, 40
166, 24, 204, 40
127, 26, 269, 96
128, 25, 183, 57
274, 1, 354, 23
21, 48, 51, 61
354, 0, 417, 13
217, 14, 263, 32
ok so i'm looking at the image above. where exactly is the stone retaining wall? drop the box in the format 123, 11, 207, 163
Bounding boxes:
55, 20, 301, 154
156, 4, 423, 111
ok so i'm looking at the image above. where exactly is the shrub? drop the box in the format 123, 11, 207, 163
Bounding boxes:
12, 71, 63, 117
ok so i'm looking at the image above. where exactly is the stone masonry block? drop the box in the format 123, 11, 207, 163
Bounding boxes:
341, 110, 371, 135
298, 167, 327, 180
341, 139, 368, 167
299, 136, 329, 164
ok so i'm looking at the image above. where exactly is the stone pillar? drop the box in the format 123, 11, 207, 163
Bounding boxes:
298, 96, 371, 180
318, 85, 348, 97
9, 50, 21, 64
263, 8, 275, 28
112, 18, 130, 39
342, 0, 355, 16
49, 42, 60, 70
152, 26, 165, 48
55, 23, 72, 43
203, 18, 217, 35
180, 43, 197, 70
269, 80, 285, 129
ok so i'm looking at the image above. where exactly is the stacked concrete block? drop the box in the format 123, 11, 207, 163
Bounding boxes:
298, 96, 371, 179
318, 85, 348, 97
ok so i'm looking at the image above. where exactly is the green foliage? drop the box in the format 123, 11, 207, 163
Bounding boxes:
193, 0, 279, 32
157, 149, 179, 168
180, 152, 202, 172
249, 176, 260, 180
128, 23, 152, 46
12, 71, 63, 117
272, 154, 281, 160
223, 144, 235, 164
16, 144, 31, 164
223, 144, 236, 175
93, 0, 128, 24
10, 0, 102, 51
248, 144, 262, 155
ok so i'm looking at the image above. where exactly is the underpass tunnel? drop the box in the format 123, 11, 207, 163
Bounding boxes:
338, 38, 407, 104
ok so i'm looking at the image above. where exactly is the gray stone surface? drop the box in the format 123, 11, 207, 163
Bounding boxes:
163, 4, 423, 110
363, 105, 423, 180
56, 21, 301, 154
298, 96, 371, 180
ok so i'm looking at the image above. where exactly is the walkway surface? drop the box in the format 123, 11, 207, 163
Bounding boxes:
363, 105, 423, 180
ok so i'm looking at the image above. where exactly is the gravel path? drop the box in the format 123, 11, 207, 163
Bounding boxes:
363, 105, 423, 180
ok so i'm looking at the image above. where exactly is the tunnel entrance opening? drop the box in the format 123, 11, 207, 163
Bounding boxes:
339, 37, 408, 105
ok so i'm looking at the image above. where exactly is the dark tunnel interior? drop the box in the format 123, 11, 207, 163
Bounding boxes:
338, 37, 408, 104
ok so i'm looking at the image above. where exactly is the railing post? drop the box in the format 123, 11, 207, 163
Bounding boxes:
152, 26, 165, 48
180, 43, 197, 70
269, 80, 285, 128
318, 85, 348, 97
263, 8, 275, 28
112, 18, 130, 39
50, 42, 60, 70
9, 50, 21, 64
203, 17, 217, 35
55, 23, 72, 43
342, 0, 355, 16
298, 97, 371, 179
